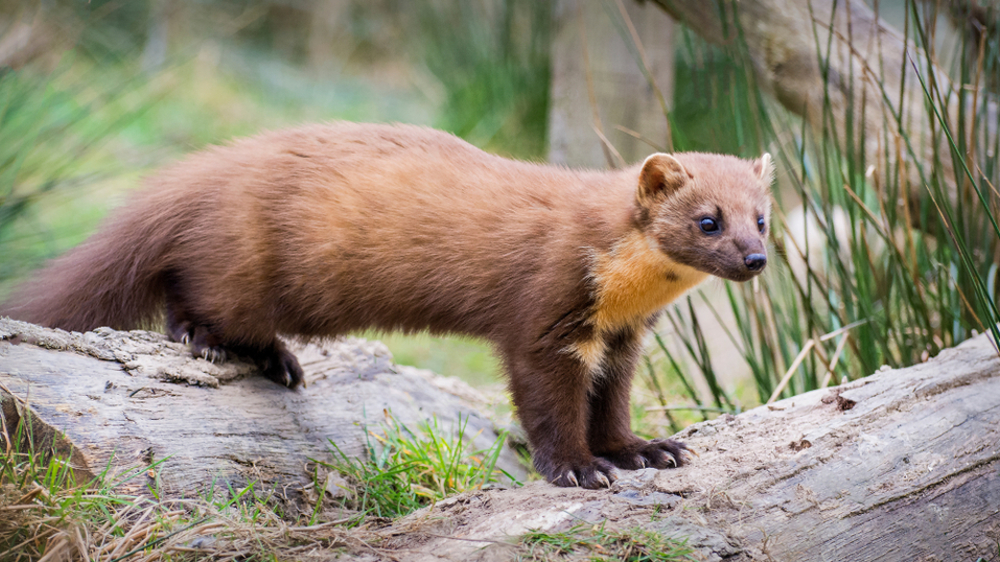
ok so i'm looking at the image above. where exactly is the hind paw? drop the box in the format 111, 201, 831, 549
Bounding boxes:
259, 342, 304, 389
165, 320, 304, 389
199, 346, 227, 364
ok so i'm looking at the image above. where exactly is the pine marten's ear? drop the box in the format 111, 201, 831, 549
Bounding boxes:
754, 153, 775, 182
637, 153, 691, 208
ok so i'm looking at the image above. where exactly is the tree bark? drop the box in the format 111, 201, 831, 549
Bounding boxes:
3, 319, 998, 560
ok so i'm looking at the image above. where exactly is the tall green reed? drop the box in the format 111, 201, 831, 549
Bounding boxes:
639, 0, 1000, 424
0, 56, 151, 289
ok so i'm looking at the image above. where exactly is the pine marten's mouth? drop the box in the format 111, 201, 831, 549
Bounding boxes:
722, 270, 764, 283
709, 258, 767, 282
662, 245, 767, 284
720, 264, 766, 282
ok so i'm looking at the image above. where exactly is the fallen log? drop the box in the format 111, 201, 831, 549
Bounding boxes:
0, 318, 526, 507
381, 332, 1000, 561
2, 317, 998, 561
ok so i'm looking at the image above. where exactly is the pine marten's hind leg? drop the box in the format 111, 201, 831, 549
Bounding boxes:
164, 274, 304, 388
587, 326, 688, 470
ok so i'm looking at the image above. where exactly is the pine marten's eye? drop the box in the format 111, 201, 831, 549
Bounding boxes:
757, 216, 766, 233
699, 217, 720, 234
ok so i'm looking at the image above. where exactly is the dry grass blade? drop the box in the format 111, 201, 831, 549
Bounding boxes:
285, 516, 358, 533
768, 339, 815, 404
104, 504, 158, 559
818, 319, 869, 342
591, 124, 626, 168
820, 334, 851, 389
36, 536, 69, 562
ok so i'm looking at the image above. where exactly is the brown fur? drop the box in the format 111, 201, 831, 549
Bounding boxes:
1, 122, 773, 488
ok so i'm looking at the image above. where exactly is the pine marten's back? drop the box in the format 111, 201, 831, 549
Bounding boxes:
133, 123, 632, 342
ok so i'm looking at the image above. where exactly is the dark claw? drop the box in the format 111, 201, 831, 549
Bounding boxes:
549, 458, 617, 489
601, 438, 689, 472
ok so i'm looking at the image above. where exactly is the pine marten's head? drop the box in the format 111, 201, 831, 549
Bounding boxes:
634, 152, 774, 283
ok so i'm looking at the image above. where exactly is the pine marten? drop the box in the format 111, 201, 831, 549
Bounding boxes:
1, 122, 773, 488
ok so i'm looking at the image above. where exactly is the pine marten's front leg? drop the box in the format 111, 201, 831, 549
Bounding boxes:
587, 326, 688, 471
504, 346, 617, 488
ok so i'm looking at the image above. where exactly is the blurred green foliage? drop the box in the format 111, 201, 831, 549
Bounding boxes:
416, 0, 551, 158
0, 0, 550, 387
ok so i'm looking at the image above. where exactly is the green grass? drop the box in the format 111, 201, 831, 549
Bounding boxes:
0, 399, 292, 561
518, 522, 693, 562
5, 396, 514, 559
320, 412, 517, 521
367, 331, 502, 387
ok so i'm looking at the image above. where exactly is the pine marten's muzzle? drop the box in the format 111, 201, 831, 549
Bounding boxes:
744, 253, 767, 272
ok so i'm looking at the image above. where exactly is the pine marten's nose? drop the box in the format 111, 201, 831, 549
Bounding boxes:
744, 253, 767, 272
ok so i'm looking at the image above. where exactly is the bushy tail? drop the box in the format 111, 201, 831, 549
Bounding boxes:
1, 207, 174, 332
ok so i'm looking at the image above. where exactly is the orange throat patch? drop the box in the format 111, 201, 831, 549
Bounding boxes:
572, 231, 708, 372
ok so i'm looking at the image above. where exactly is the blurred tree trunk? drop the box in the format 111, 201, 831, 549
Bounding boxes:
308, 0, 352, 72
649, 0, 998, 214
141, 0, 174, 73
0, 12, 63, 69
548, 0, 676, 168
941, 0, 999, 44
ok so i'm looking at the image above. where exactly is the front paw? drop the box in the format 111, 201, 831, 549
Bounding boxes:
547, 457, 619, 489
600, 439, 688, 471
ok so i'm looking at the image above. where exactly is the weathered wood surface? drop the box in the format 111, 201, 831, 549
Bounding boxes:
3, 317, 999, 560
0, 318, 526, 503
377, 332, 1000, 562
